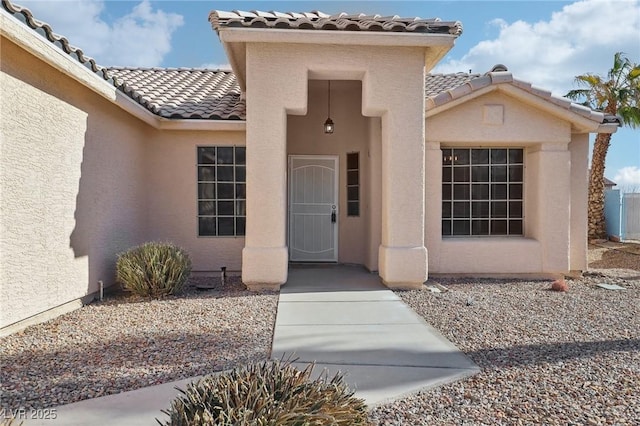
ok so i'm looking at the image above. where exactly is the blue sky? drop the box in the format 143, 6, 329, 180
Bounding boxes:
17, 0, 640, 188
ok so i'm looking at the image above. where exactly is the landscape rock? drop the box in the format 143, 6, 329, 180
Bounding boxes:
551, 278, 569, 292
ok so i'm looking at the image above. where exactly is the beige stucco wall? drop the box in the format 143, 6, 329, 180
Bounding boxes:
287, 80, 372, 266
0, 37, 149, 329
145, 129, 246, 272
366, 118, 383, 271
569, 133, 589, 271
425, 89, 586, 275
243, 42, 428, 288
427, 90, 571, 144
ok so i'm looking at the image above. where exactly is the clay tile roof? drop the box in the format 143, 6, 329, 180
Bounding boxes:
425, 72, 481, 98
108, 68, 245, 120
209, 10, 463, 36
426, 65, 621, 125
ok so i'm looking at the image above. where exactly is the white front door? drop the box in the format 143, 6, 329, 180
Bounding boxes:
288, 155, 338, 262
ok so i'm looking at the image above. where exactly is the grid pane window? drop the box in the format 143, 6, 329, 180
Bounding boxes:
197, 146, 246, 236
442, 148, 524, 236
346, 152, 360, 216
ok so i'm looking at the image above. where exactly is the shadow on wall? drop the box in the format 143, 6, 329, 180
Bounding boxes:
68, 125, 90, 260
69, 109, 149, 295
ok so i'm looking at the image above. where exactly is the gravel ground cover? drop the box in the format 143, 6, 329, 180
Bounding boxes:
1, 244, 638, 424
0, 277, 277, 410
370, 245, 639, 425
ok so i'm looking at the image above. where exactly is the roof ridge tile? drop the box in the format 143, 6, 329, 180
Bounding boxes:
487, 71, 513, 84
209, 9, 463, 35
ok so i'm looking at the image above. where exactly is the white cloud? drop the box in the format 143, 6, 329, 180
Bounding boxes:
200, 63, 232, 70
16, 0, 183, 67
613, 166, 640, 186
435, 0, 640, 96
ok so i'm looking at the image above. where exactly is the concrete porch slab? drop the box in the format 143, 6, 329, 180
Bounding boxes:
279, 288, 401, 302
284, 265, 390, 292
275, 300, 422, 325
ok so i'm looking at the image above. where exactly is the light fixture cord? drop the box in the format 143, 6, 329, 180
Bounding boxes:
327, 80, 331, 117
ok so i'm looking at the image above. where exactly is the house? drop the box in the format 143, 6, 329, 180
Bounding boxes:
604, 176, 617, 189
0, 2, 620, 334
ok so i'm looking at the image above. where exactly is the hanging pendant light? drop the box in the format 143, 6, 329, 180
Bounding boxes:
324, 80, 334, 134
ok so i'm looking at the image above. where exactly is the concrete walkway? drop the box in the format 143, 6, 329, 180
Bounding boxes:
23, 376, 199, 425
24, 265, 478, 425
273, 265, 479, 406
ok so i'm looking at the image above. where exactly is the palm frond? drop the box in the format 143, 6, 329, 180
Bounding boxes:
568, 52, 639, 128
574, 74, 603, 87
564, 89, 591, 101
618, 105, 640, 128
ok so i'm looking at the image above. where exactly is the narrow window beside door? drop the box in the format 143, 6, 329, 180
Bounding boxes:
347, 152, 360, 216
197, 146, 246, 236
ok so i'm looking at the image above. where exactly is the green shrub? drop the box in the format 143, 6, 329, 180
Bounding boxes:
158, 359, 371, 426
116, 242, 191, 297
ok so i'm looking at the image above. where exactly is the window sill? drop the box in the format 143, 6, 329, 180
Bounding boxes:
441, 236, 537, 243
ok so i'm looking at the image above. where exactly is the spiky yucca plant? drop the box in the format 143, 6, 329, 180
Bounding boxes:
158, 359, 371, 426
116, 242, 192, 297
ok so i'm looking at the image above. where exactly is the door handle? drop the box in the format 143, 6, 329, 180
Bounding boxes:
331, 211, 336, 223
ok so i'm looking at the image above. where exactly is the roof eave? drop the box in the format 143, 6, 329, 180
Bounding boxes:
425, 85, 494, 117
156, 118, 246, 131
222, 40, 247, 92
595, 123, 619, 134
216, 27, 459, 89
218, 26, 459, 47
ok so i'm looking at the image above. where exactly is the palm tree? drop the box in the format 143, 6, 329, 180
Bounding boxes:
565, 52, 640, 240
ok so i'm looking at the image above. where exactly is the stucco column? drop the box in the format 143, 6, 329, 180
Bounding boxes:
364, 64, 427, 289
569, 135, 589, 271
240, 52, 289, 290
241, 44, 308, 289
535, 142, 571, 273
241, 106, 289, 289
424, 141, 443, 271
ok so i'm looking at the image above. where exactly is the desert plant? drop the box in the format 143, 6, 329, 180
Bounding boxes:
158, 358, 371, 426
116, 242, 192, 297
0, 417, 23, 426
